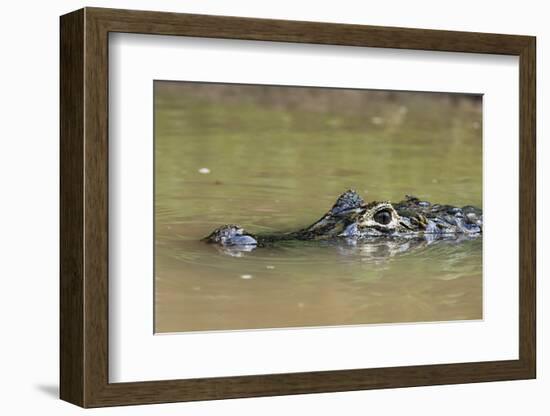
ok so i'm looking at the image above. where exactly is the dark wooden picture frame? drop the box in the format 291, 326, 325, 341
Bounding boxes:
60, 7, 536, 408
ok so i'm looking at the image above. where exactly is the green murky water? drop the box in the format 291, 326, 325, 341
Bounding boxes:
154, 82, 482, 333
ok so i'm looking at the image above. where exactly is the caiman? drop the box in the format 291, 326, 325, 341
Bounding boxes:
203, 190, 482, 249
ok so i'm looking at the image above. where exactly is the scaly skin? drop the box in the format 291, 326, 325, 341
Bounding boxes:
203, 190, 482, 248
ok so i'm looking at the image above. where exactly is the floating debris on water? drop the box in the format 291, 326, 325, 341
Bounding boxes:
266, 265, 275, 270
198, 167, 211, 174
240, 274, 253, 280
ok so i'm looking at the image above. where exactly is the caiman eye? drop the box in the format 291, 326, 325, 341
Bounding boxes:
374, 209, 392, 225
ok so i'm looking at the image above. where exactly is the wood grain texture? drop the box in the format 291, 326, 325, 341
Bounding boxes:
59, 8, 84, 407
59, 7, 537, 408
83, 10, 110, 406
89, 7, 532, 54
518, 38, 536, 375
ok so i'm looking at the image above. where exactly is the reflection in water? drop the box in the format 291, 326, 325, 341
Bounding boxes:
154, 82, 483, 333
214, 233, 479, 260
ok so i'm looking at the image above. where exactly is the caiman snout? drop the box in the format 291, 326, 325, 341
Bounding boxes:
204, 225, 258, 246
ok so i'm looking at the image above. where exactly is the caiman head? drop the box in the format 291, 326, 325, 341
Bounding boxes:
202, 190, 481, 247
296, 190, 419, 239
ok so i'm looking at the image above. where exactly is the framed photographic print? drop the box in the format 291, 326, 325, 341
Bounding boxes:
60, 7, 536, 407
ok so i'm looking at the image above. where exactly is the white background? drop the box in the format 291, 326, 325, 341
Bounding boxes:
0, 0, 546, 415
110, 34, 519, 382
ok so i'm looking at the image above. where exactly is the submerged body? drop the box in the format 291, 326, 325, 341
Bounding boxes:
204, 190, 482, 249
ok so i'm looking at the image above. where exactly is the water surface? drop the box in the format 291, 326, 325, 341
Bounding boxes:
154, 82, 483, 333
